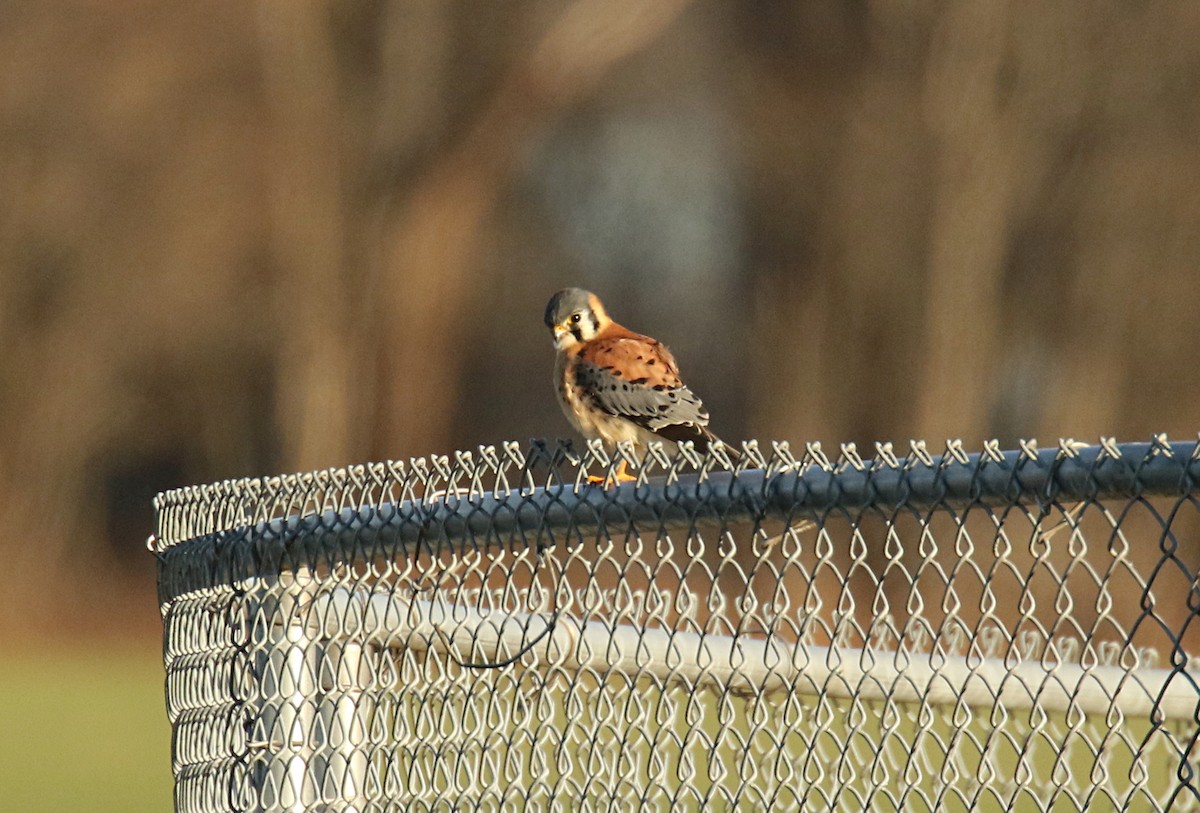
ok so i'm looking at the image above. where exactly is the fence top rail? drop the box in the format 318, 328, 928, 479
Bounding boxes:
152, 436, 1199, 561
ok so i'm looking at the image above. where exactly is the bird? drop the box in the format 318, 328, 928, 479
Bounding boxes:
544, 287, 732, 482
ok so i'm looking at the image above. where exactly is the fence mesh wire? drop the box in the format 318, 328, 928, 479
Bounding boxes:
153, 437, 1200, 812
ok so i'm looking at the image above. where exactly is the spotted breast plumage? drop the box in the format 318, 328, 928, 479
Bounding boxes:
544, 288, 731, 475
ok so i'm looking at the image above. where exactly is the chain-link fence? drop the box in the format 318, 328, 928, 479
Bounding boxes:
153, 437, 1200, 812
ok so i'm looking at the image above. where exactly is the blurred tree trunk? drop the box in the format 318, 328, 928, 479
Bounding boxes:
740, 4, 933, 446
257, 0, 361, 471
380, 0, 693, 456
914, 3, 1019, 444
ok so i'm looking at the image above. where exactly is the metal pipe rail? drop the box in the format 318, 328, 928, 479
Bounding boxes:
155, 438, 1200, 602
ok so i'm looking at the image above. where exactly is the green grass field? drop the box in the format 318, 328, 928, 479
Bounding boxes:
1, 641, 1175, 811
0, 645, 173, 813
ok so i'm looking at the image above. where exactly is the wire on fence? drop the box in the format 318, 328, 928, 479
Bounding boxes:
153, 436, 1200, 812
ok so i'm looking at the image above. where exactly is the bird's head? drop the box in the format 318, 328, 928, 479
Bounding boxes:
544, 288, 609, 350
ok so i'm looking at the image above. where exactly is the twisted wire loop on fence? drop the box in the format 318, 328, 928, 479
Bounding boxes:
153, 437, 1200, 812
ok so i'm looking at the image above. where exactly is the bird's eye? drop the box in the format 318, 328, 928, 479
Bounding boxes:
570, 313, 582, 324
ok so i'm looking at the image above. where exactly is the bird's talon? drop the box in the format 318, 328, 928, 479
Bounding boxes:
586, 460, 637, 488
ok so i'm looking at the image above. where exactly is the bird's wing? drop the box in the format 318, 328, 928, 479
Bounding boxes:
575, 334, 716, 448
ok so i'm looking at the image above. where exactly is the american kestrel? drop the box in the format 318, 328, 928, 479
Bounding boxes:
544, 288, 731, 479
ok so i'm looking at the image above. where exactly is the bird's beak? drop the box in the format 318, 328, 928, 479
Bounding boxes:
552, 324, 570, 348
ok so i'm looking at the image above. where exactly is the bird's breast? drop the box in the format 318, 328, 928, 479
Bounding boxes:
555, 350, 651, 451
554, 351, 589, 435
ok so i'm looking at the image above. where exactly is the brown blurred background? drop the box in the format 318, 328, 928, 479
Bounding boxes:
3, 0, 1199, 646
